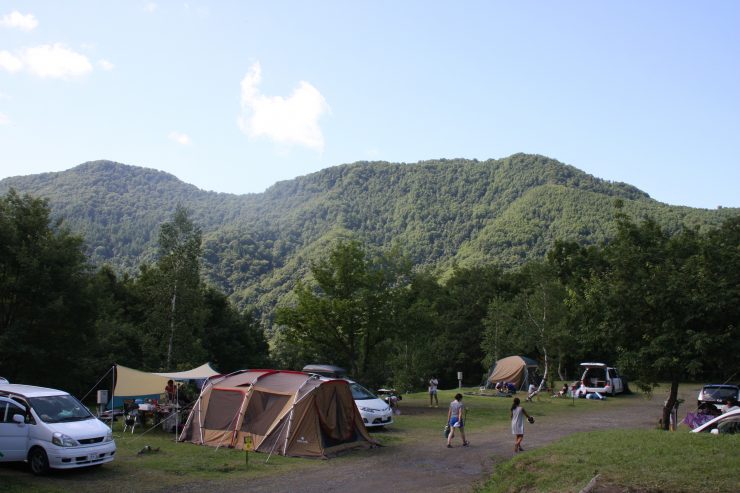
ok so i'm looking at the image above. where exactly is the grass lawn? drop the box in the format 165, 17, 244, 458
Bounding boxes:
475, 429, 739, 493
0, 417, 311, 493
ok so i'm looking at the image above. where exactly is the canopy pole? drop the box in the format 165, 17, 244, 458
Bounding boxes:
174, 384, 179, 443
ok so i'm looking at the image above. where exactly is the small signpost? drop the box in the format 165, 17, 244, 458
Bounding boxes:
457, 371, 463, 389
244, 434, 252, 467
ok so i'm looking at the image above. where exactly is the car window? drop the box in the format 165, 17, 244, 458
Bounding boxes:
0, 399, 25, 423
349, 383, 376, 400
29, 394, 93, 423
718, 417, 740, 434
702, 386, 739, 401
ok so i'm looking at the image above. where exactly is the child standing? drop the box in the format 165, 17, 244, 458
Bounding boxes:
510, 397, 531, 453
446, 393, 469, 448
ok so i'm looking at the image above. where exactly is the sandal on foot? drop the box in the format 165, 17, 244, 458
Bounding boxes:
446, 444, 452, 448
463, 441, 470, 446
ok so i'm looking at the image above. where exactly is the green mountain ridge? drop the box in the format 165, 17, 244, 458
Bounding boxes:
2, 154, 737, 318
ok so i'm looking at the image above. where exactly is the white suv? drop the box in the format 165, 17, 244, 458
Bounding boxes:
0, 384, 116, 475
579, 362, 625, 396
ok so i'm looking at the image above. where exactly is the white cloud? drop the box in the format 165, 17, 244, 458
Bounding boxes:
3, 44, 93, 79
98, 59, 115, 71
0, 50, 23, 73
144, 3, 158, 13
237, 62, 329, 151
0, 11, 38, 31
168, 131, 191, 146
0, 113, 10, 125
23, 44, 92, 79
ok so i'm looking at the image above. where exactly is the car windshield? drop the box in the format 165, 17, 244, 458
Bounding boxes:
349, 382, 376, 400
29, 394, 93, 423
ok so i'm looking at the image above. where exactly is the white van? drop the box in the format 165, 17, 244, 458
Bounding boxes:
579, 363, 625, 396
0, 384, 116, 475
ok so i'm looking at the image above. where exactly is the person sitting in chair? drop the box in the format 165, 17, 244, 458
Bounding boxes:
556, 383, 568, 397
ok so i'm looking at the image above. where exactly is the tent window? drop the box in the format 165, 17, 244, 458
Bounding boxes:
242, 391, 290, 435
203, 390, 244, 429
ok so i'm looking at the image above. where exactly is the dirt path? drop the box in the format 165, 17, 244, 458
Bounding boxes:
170, 394, 661, 493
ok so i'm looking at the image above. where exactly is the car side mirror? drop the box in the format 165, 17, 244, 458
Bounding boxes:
13, 414, 25, 424
710, 428, 719, 435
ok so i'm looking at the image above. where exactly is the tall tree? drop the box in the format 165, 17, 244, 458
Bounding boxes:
482, 263, 569, 388
201, 288, 270, 373
580, 215, 732, 429
0, 190, 95, 393
436, 265, 510, 386
276, 240, 409, 385
138, 206, 206, 369
386, 271, 444, 391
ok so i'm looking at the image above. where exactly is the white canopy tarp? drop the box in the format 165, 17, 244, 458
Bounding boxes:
155, 363, 220, 380
114, 363, 219, 399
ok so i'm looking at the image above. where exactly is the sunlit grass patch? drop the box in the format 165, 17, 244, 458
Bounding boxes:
477, 429, 739, 493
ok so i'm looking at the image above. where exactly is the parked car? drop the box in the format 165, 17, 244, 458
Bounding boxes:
697, 384, 740, 410
346, 380, 394, 428
691, 408, 740, 434
0, 383, 116, 475
302, 364, 393, 428
579, 362, 625, 396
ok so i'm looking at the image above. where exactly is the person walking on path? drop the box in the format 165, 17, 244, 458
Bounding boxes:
511, 397, 532, 453
446, 393, 469, 448
429, 376, 439, 407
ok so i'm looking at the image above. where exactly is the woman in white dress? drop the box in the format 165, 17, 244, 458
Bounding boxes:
510, 397, 532, 453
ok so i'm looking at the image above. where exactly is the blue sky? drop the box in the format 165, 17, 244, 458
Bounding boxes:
1, 1, 738, 209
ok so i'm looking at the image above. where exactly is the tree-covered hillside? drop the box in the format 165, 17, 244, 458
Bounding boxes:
2, 154, 737, 317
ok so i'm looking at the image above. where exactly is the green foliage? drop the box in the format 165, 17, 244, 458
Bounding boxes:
1, 155, 739, 394
565, 214, 740, 427
0, 190, 96, 394
0, 189, 270, 394
2, 155, 736, 320
276, 240, 410, 386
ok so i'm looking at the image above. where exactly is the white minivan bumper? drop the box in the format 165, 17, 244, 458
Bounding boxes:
44, 441, 117, 469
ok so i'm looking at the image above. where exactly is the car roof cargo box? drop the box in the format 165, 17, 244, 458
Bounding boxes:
301, 364, 347, 379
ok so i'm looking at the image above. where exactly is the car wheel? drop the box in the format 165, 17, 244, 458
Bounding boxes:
29, 447, 50, 476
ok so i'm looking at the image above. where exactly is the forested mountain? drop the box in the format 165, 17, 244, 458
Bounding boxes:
2, 154, 737, 317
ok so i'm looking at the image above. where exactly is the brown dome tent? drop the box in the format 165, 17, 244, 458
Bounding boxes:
486, 356, 539, 390
179, 370, 377, 458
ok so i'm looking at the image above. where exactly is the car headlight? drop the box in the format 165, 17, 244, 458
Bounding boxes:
52, 432, 80, 447
104, 430, 113, 442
